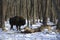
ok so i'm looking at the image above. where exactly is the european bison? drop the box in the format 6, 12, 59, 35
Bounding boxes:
9, 16, 26, 31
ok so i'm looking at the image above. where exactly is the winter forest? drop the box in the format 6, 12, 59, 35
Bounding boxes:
0, 0, 60, 40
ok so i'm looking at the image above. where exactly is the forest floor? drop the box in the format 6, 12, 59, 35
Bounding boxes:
0, 19, 60, 40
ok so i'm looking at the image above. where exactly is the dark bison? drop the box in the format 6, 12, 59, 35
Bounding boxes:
9, 16, 26, 31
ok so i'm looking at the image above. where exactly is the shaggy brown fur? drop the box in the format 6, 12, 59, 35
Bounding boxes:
9, 16, 25, 31
40, 25, 51, 32
21, 27, 41, 33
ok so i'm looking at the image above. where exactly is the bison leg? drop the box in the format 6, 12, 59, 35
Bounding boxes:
16, 25, 19, 31
19, 26, 21, 31
10, 25, 13, 30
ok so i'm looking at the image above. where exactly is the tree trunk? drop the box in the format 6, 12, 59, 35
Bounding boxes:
0, 0, 3, 28
52, 0, 60, 29
37, 0, 42, 23
26, 0, 30, 27
42, 0, 47, 26
31, 0, 35, 24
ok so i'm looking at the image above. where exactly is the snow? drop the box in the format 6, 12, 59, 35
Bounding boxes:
0, 28, 60, 40
0, 19, 60, 40
0, 29, 58, 40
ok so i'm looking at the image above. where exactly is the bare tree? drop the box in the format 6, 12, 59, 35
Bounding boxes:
42, 0, 47, 26
0, 0, 3, 28
26, 0, 30, 27
49, 0, 56, 23
31, 0, 35, 24
37, 0, 42, 23
52, 0, 60, 30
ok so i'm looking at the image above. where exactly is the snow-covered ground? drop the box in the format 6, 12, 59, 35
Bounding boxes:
0, 29, 60, 40
0, 28, 57, 40
0, 19, 60, 40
